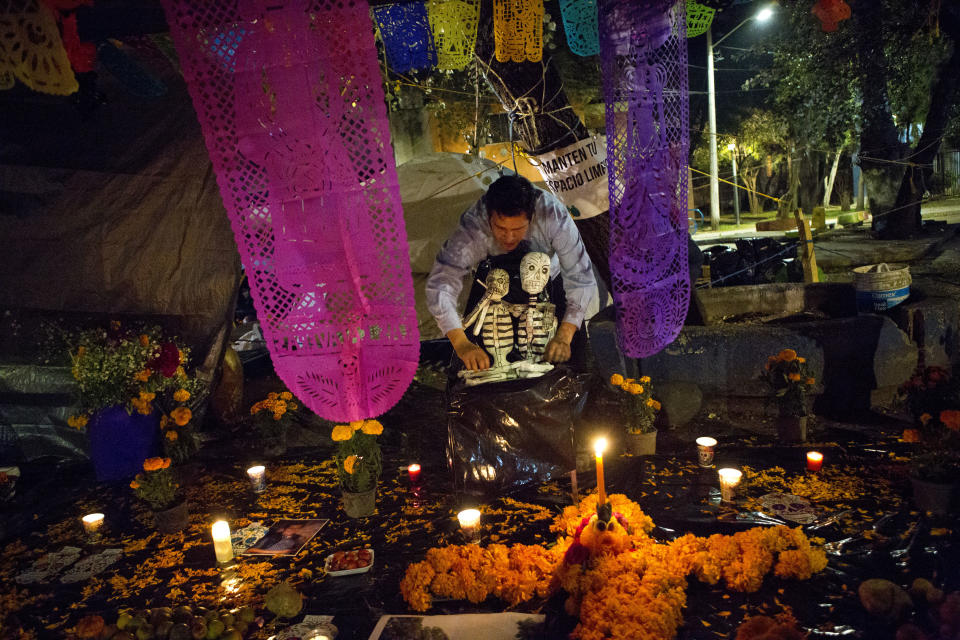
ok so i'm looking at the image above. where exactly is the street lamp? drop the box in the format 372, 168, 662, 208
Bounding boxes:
728, 142, 740, 226
706, 5, 773, 231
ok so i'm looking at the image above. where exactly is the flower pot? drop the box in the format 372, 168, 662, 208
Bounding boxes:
910, 476, 957, 515
776, 415, 808, 443
341, 486, 377, 518
88, 405, 161, 482
154, 500, 190, 534
626, 430, 657, 456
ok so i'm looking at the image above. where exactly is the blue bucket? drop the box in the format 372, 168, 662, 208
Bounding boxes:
87, 405, 160, 482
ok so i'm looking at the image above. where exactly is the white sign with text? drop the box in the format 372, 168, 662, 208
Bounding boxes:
534, 135, 608, 219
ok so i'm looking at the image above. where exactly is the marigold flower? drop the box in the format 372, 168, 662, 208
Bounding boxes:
143, 457, 165, 472
160, 457, 171, 469
160, 414, 169, 429
76, 346, 86, 358
268, 392, 278, 401
610, 374, 624, 386
628, 383, 643, 395
344, 454, 358, 474
139, 334, 150, 347
170, 406, 192, 426
139, 391, 156, 402
651, 400, 661, 411
788, 373, 802, 382
640, 376, 651, 384
273, 413, 282, 421
173, 389, 191, 403
920, 413, 932, 426
361, 419, 384, 436
778, 349, 797, 362
805, 377, 815, 385
280, 391, 293, 400
797, 357, 806, 363
134, 369, 151, 382
646, 397, 655, 407
350, 420, 364, 431
288, 403, 298, 411
901, 428, 921, 443
331, 424, 354, 442
67, 415, 89, 429
175, 366, 186, 378
941, 409, 960, 431
165, 430, 179, 442
129, 480, 140, 490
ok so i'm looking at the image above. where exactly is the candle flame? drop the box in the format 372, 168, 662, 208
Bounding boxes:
593, 437, 608, 457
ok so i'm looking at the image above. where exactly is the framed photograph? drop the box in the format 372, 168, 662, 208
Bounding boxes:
242, 519, 328, 556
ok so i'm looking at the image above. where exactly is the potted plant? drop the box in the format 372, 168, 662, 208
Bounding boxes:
909, 409, 960, 514
249, 391, 299, 457
67, 322, 203, 481
760, 349, 816, 443
332, 419, 383, 518
130, 457, 189, 533
609, 373, 660, 456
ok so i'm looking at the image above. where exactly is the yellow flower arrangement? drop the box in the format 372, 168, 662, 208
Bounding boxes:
250, 390, 300, 443
401, 495, 828, 640
608, 373, 659, 434
130, 457, 179, 511
761, 349, 815, 417
333, 419, 383, 493
67, 323, 202, 416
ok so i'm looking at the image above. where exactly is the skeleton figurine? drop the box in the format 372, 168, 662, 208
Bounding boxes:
458, 269, 519, 386
462, 269, 514, 369
516, 252, 557, 363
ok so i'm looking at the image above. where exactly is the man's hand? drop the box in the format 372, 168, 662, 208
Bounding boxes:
447, 328, 491, 371
543, 322, 577, 364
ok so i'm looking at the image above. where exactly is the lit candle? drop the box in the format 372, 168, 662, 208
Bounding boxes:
806, 451, 823, 472
696, 437, 717, 467
211, 520, 233, 564
457, 508, 481, 544
718, 468, 742, 502
408, 463, 421, 483
594, 437, 607, 506
246, 465, 266, 493
81, 513, 104, 537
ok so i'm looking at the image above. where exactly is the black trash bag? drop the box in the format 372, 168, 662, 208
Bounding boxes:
446, 367, 588, 495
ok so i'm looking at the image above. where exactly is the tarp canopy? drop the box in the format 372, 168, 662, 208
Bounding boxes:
0, 46, 241, 365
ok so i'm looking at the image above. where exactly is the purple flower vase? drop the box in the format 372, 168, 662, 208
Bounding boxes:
88, 405, 160, 482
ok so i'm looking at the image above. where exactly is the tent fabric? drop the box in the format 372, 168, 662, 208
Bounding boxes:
0, 55, 241, 366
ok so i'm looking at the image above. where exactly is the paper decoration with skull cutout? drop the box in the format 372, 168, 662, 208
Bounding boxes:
517, 252, 557, 361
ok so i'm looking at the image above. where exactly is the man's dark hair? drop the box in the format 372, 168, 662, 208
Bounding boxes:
484, 174, 539, 219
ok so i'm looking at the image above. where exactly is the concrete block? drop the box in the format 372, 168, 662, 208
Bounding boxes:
891, 298, 960, 369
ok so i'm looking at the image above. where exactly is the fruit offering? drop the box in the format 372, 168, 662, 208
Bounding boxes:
91, 604, 259, 640
326, 548, 373, 572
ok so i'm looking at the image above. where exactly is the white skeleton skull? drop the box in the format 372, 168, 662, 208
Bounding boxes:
485, 268, 509, 300
520, 252, 551, 294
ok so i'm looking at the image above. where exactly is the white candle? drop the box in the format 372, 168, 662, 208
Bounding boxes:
696, 437, 717, 467
211, 520, 233, 564
457, 508, 481, 543
718, 468, 743, 502
81, 513, 104, 536
246, 465, 266, 493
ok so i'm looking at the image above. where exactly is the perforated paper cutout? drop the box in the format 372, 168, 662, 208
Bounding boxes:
558, 0, 599, 56
0, 0, 78, 95
373, 2, 437, 74
426, 0, 480, 70
599, 0, 690, 358
161, 0, 419, 421
685, 0, 715, 38
493, 0, 543, 63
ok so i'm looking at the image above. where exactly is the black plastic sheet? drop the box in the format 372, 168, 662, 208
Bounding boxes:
446, 367, 589, 495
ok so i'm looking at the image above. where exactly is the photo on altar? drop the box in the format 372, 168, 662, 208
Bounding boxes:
242, 518, 328, 556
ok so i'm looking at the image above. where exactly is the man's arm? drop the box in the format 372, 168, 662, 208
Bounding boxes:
540, 195, 597, 363
425, 204, 491, 368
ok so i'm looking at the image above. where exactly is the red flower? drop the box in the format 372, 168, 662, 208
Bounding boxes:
150, 342, 181, 378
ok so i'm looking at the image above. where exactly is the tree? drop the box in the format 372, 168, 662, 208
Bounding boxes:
757, 0, 959, 238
